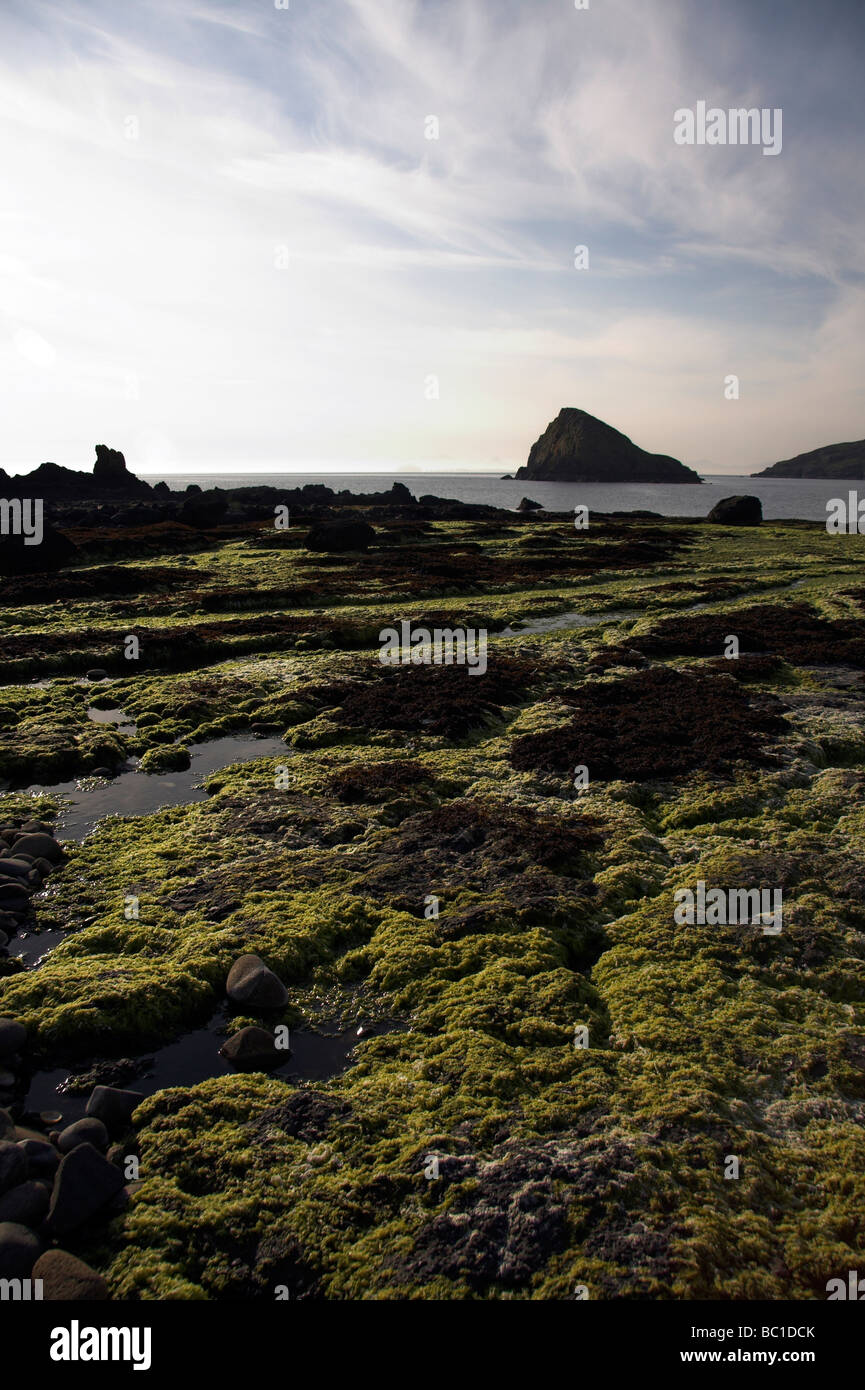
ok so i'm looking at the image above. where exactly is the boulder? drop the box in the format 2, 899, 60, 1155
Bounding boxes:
0, 1221, 42, 1277
46, 1143, 125, 1235
226, 954, 288, 1009
0, 523, 79, 577
17, 1138, 60, 1178
0, 1179, 50, 1227
57, 1117, 110, 1155
219, 1026, 282, 1068
706, 495, 763, 525
517, 497, 543, 512
0, 1109, 15, 1142
304, 519, 377, 552
10, 832, 63, 864
85, 1086, 143, 1133
0, 1140, 27, 1194
33, 1249, 109, 1300
0, 1018, 26, 1059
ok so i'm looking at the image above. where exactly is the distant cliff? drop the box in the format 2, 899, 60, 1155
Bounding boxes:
753, 439, 865, 479
515, 408, 702, 483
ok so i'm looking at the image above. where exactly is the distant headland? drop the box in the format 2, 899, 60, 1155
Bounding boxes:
752, 439, 865, 479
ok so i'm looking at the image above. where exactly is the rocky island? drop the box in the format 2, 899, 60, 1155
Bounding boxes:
515, 408, 702, 483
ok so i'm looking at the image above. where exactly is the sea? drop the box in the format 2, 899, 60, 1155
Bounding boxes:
136, 472, 855, 523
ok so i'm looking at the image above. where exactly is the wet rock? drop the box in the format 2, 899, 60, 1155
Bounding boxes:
18, 1138, 60, 1179
251, 722, 282, 736
0, 1221, 42, 1277
20, 821, 54, 835
707, 495, 763, 525
226, 954, 288, 1009
219, 1025, 282, 1068
46, 1142, 125, 1235
517, 497, 543, 511
0, 1140, 27, 1194
33, 1249, 109, 1300
0, 1180, 50, 1227
0, 858, 35, 881
248, 1091, 348, 1145
304, 519, 377, 552
0, 1017, 24, 1056
57, 1117, 110, 1155
85, 668, 108, 681
10, 832, 63, 864
85, 1085, 143, 1133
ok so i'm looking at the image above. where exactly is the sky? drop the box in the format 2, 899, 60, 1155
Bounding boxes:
0, 0, 863, 476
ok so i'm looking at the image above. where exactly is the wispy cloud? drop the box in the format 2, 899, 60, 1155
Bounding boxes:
0, 0, 862, 473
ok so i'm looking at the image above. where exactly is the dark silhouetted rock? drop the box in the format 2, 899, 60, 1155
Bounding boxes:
516, 408, 701, 483
707, 495, 763, 526
517, 497, 543, 512
304, 519, 376, 552
18, 1139, 60, 1179
0, 522, 78, 577
33, 1248, 109, 1300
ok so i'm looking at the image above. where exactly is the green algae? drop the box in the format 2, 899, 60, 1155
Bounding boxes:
3, 515, 865, 1299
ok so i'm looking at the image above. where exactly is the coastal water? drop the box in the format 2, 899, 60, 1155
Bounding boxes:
140, 472, 852, 522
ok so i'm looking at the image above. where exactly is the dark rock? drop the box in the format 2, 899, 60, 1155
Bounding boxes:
0, 1221, 42, 1277
33, 1249, 109, 1300
85, 1085, 143, 1133
0, 1140, 28, 1194
0, 1019, 26, 1059
0, 858, 34, 881
304, 519, 377, 552
180, 493, 229, 529
754, 438, 865, 479
0, 522, 79, 577
248, 1091, 347, 1145
516, 497, 543, 511
219, 1026, 282, 1068
706, 495, 763, 525
10, 833, 63, 864
0, 1109, 15, 1141
18, 1139, 60, 1179
57, 1117, 109, 1155
516, 407, 701, 483
226, 954, 288, 1009
20, 821, 53, 835
0, 1180, 50, 1226
46, 1143, 125, 1235
85, 668, 108, 681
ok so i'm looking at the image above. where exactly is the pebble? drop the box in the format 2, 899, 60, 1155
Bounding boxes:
33, 1249, 109, 1301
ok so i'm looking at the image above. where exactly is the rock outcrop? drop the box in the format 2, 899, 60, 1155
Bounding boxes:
516, 409, 701, 483
707, 495, 763, 525
753, 439, 865, 478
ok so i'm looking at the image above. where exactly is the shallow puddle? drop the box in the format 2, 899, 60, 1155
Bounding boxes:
23, 1011, 404, 1125
501, 609, 639, 636
25, 732, 290, 843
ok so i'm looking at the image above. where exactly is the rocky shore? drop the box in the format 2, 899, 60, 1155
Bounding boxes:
1, 453, 864, 1299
